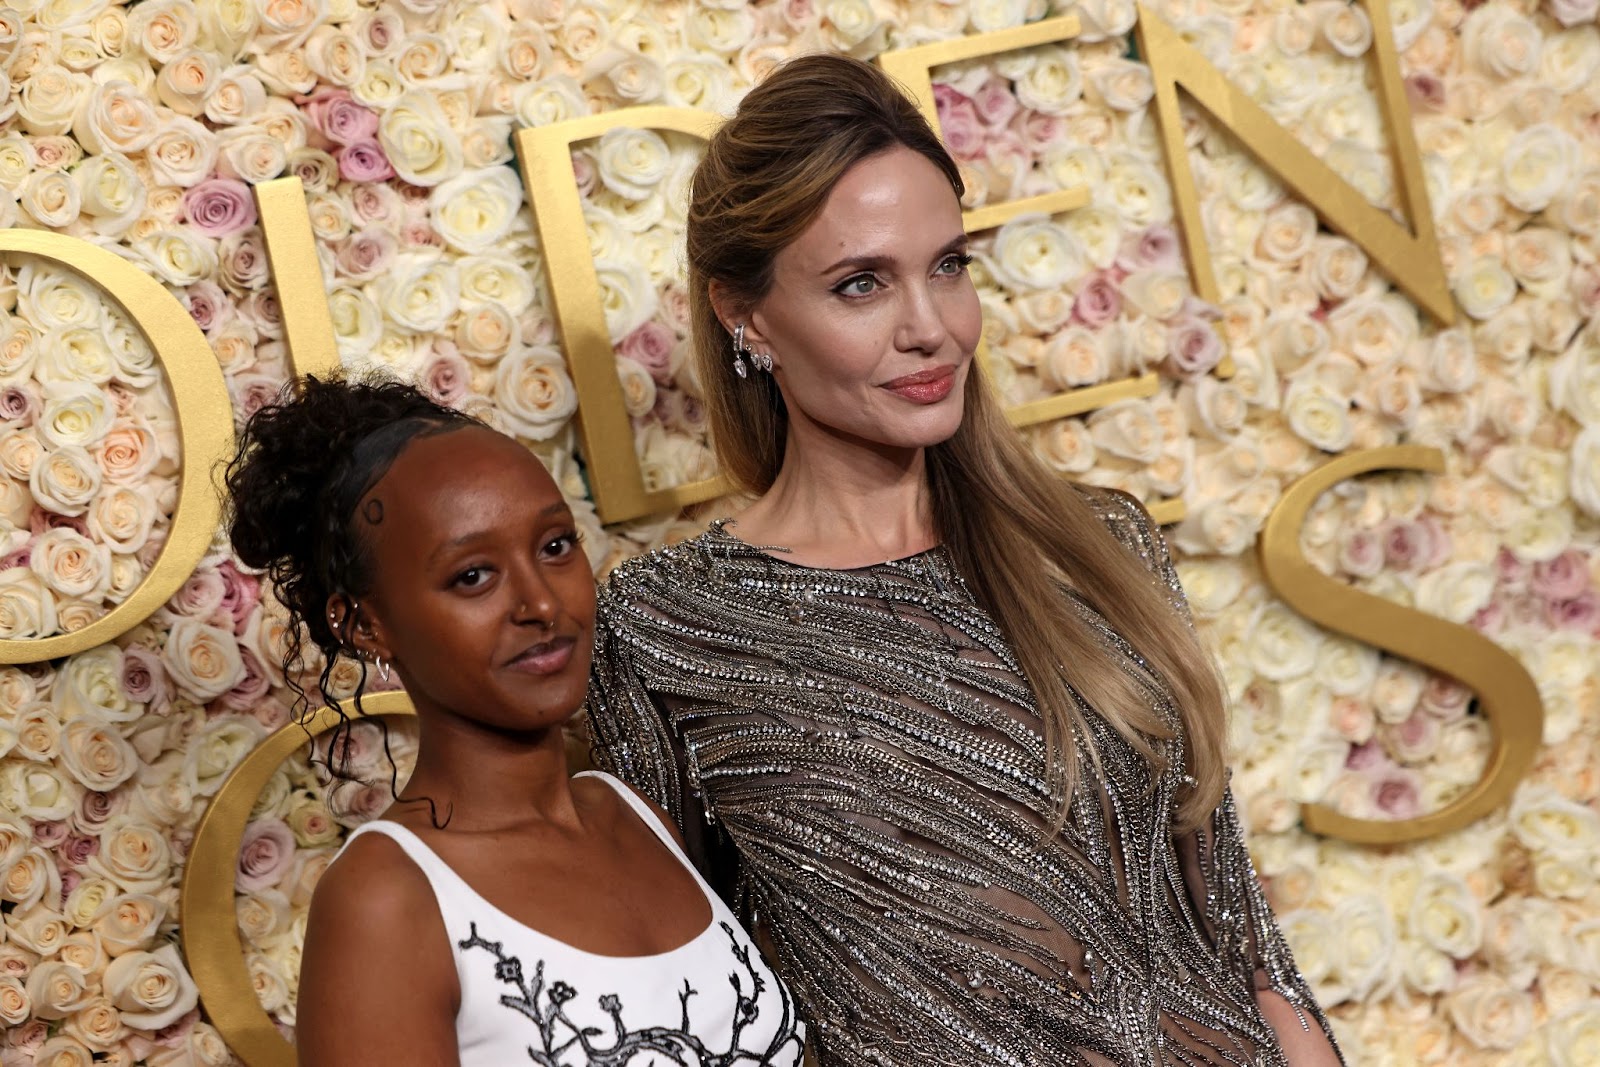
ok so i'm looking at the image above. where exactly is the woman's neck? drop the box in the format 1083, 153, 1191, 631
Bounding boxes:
394, 712, 581, 834
732, 425, 938, 568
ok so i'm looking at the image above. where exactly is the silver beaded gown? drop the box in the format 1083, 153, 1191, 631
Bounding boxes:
587, 490, 1342, 1067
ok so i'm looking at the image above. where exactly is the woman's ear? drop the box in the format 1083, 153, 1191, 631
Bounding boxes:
708, 282, 772, 350
326, 594, 392, 666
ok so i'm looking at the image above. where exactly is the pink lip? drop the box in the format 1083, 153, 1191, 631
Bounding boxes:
504, 637, 576, 676
881, 364, 956, 404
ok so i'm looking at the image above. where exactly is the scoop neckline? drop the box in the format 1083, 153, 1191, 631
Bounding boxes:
360, 772, 720, 965
706, 518, 944, 574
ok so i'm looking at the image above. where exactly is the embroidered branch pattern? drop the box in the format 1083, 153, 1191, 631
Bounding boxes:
458, 921, 804, 1066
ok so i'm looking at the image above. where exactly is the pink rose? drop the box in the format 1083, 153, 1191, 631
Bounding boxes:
972, 77, 1019, 127
1494, 547, 1529, 589
660, 284, 692, 336
0, 382, 38, 422
1013, 109, 1066, 156
349, 182, 398, 224
1382, 520, 1431, 571
172, 566, 228, 620
329, 780, 394, 826
32, 819, 69, 848
336, 140, 395, 182
238, 291, 283, 330
782, 0, 816, 30
1531, 549, 1590, 601
305, 89, 379, 146
1416, 514, 1453, 568
1163, 316, 1223, 378
401, 219, 442, 249
154, 1009, 200, 1048
220, 230, 270, 291
182, 178, 257, 237
1382, 709, 1441, 762
1405, 73, 1447, 111
183, 280, 231, 331
236, 818, 296, 892
933, 84, 984, 161
1570, 265, 1600, 316
1117, 224, 1182, 272
1370, 765, 1423, 820
1346, 740, 1385, 770
121, 646, 166, 705
1547, 591, 1600, 633
217, 561, 260, 633
251, 698, 291, 731
1073, 271, 1122, 329
60, 868, 81, 900
1420, 676, 1472, 722
1339, 529, 1385, 578
75, 788, 125, 834
571, 151, 598, 198
617, 320, 675, 384
218, 646, 272, 712
60, 832, 98, 868
334, 229, 396, 281
229, 373, 286, 423
422, 350, 471, 406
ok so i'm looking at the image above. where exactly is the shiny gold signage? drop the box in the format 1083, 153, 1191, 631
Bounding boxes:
1258, 447, 1542, 845
0, 232, 233, 664
0, 5, 1534, 1064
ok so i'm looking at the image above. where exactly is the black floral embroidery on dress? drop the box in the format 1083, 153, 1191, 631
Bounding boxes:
458, 921, 804, 1066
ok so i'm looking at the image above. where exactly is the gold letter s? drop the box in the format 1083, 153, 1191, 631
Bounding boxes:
1258, 446, 1543, 845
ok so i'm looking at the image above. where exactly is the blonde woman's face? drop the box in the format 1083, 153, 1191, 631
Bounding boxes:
743, 145, 982, 454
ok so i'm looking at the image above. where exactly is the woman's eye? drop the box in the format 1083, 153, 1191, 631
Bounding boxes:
938, 253, 973, 275
542, 533, 581, 559
835, 274, 878, 297
452, 567, 491, 589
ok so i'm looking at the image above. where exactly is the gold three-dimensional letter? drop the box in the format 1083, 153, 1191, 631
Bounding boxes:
1258, 446, 1541, 843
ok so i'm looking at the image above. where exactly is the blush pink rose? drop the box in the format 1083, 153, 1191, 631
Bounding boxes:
1346, 740, 1385, 770
1369, 765, 1423, 820
972, 77, 1020, 127
1339, 529, 1385, 577
617, 320, 675, 384
230, 373, 286, 423
422, 351, 471, 407
1531, 549, 1590, 601
1546, 0, 1599, 27
0, 382, 38, 422
1547, 591, 1600, 633
1382, 520, 1432, 571
153, 1009, 200, 1048
933, 84, 984, 161
217, 560, 261, 633
1494, 546, 1529, 589
60, 832, 98, 868
1405, 73, 1447, 111
1420, 675, 1472, 722
76, 788, 125, 833
1073, 271, 1122, 329
1013, 109, 1066, 156
218, 646, 272, 713
305, 89, 380, 147
336, 140, 395, 182
236, 818, 296, 892
1117, 224, 1183, 272
182, 179, 257, 237
334, 229, 396, 281
183, 280, 231, 332
1164, 316, 1223, 378
121, 646, 166, 705
32, 819, 69, 848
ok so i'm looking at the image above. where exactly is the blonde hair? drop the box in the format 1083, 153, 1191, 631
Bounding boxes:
685, 54, 1227, 831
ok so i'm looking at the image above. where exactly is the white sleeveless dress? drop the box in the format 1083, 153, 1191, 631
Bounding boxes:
341, 770, 806, 1066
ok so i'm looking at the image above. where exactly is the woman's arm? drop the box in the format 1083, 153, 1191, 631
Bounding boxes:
295, 835, 460, 1067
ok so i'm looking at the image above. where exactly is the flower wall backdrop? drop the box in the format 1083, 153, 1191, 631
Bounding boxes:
0, 0, 1597, 1063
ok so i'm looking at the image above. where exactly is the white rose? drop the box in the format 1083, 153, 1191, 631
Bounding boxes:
1412, 562, 1494, 624
458, 255, 535, 316
1549, 333, 1600, 424
1085, 57, 1152, 111
428, 167, 522, 254
1013, 45, 1081, 114
1510, 785, 1600, 859
1321, 2, 1372, 56
1032, 420, 1097, 474
1086, 401, 1162, 463
1501, 124, 1574, 213
1043, 326, 1108, 390
3, 845, 62, 911
493, 346, 578, 441
1545, 1005, 1600, 1067
60, 715, 138, 792
1453, 256, 1517, 321
0, 570, 59, 640
595, 259, 657, 341
379, 92, 463, 187
1313, 635, 1379, 696
2, 761, 79, 822
17, 66, 89, 136
1332, 893, 1398, 1001
18, 170, 80, 227
38, 384, 113, 450
31, 445, 104, 517
1104, 156, 1171, 228
991, 215, 1085, 291
26, 961, 93, 1021
103, 944, 198, 1031
1247, 602, 1320, 681
1283, 381, 1353, 452
29, 527, 111, 601
1462, 5, 1540, 78
596, 127, 670, 202
1570, 426, 1600, 517
372, 252, 459, 335
515, 74, 589, 128
163, 618, 245, 702
1408, 871, 1482, 959
1448, 973, 1534, 1051
147, 117, 218, 187
1171, 500, 1259, 556
0, 975, 27, 1026
1121, 268, 1188, 320
134, 230, 220, 287
1505, 507, 1572, 563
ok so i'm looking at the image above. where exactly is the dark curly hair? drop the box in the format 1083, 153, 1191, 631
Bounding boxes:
225, 372, 479, 801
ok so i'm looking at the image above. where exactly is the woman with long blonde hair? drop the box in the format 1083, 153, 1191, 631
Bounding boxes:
588, 53, 1341, 1066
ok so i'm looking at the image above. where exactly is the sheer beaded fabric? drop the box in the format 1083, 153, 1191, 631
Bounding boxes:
588, 490, 1342, 1067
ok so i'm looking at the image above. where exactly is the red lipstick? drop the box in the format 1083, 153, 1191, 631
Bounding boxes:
881, 365, 956, 404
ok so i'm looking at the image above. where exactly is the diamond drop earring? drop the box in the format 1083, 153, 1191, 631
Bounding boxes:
731, 323, 750, 379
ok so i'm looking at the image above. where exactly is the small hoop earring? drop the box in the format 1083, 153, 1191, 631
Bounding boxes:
731, 323, 750, 379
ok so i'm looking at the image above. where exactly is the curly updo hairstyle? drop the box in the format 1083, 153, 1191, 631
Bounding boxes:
225, 373, 479, 782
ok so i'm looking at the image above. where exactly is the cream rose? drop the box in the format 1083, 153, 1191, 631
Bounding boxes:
102, 944, 198, 1031
60, 716, 137, 792
493, 345, 578, 441
0, 975, 28, 1027
991, 215, 1085, 291
85, 815, 169, 894
1501, 124, 1574, 213
428, 167, 522, 254
1246, 602, 1320, 681
0, 570, 59, 640
3, 845, 62, 911
1412, 562, 1495, 624
147, 117, 218, 187
1284, 381, 1353, 452
26, 961, 92, 1021
162, 618, 246, 702
1447, 973, 1533, 1051
378, 92, 463, 187
30, 527, 112, 601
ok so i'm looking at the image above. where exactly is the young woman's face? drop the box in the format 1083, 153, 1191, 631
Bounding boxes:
348, 427, 595, 734
739, 145, 982, 454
